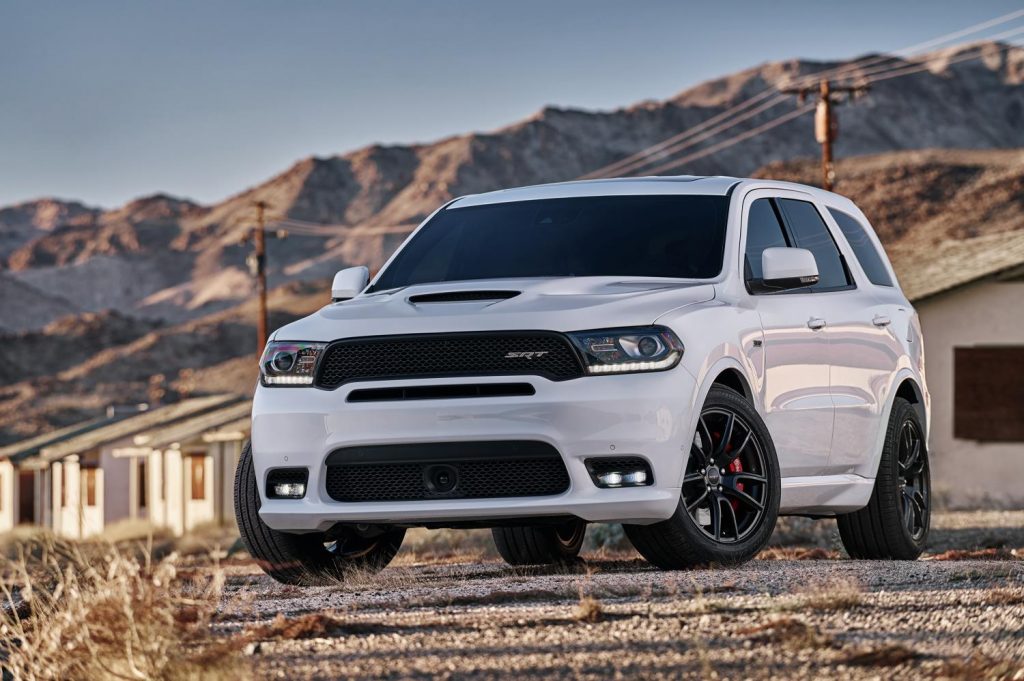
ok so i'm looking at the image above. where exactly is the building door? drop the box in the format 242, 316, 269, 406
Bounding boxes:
17, 470, 34, 524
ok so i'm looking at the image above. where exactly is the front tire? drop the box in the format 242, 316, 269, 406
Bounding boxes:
624, 386, 781, 569
492, 519, 586, 566
234, 442, 405, 585
837, 397, 930, 560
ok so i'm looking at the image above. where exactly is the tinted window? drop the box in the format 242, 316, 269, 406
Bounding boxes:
370, 195, 729, 291
828, 209, 894, 287
777, 199, 852, 291
744, 199, 789, 282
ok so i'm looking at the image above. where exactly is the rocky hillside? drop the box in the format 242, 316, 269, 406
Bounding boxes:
1, 42, 1023, 443
2, 41, 1022, 332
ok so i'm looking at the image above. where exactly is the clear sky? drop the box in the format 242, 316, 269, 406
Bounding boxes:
1, 0, 1020, 208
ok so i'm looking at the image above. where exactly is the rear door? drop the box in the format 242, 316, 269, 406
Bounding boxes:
821, 207, 907, 473
741, 191, 834, 477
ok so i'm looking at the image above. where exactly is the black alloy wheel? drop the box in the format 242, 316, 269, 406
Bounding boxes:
682, 407, 770, 544
624, 386, 780, 569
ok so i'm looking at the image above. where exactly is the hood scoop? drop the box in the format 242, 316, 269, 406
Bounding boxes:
408, 290, 521, 304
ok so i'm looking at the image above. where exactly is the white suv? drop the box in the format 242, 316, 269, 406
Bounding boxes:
235, 176, 931, 585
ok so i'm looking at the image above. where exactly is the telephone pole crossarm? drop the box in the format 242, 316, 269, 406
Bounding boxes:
779, 79, 869, 192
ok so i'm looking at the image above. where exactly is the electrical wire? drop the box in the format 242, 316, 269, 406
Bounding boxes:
578, 9, 1024, 180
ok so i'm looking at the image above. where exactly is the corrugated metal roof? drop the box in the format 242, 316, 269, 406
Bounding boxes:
135, 400, 252, 449
38, 394, 241, 463
0, 416, 115, 463
890, 231, 1024, 302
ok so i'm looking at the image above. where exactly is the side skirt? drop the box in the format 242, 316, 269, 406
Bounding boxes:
779, 474, 874, 516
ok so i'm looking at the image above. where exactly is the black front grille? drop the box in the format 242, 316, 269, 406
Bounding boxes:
347, 383, 535, 403
324, 441, 570, 502
315, 332, 584, 389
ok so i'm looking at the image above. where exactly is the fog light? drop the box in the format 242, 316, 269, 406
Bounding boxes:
586, 457, 653, 488
595, 469, 648, 488
272, 482, 306, 498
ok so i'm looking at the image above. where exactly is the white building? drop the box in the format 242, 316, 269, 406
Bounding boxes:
30, 394, 248, 538
892, 230, 1024, 507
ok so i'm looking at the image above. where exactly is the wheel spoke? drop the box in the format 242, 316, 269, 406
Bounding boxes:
683, 472, 704, 485
724, 429, 753, 463
725, 472, 767, 486
722, 497, 740, 540
685, 489, 709, 512
710, 495, 722, 541
722, 484, 764, 512
715, 412, 736, 458
902, 492, 915, 533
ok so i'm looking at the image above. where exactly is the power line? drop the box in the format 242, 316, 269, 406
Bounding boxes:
577, 9, 1024, 180
616, 38, 1022, 180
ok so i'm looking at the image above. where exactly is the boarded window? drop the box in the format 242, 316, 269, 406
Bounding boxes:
954, 346, 1024, 442
84, 468, 97, 507
190, 456, 206, 501
137, 459, 147, 509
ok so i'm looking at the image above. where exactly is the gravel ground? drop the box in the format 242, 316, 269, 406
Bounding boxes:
216, 511, 1024, 679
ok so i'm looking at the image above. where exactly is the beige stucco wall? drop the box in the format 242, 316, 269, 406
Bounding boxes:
916, 278, 1024, 507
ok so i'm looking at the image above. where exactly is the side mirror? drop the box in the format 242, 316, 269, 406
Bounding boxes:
761, 247, 819, 290
331, 266, 369, 302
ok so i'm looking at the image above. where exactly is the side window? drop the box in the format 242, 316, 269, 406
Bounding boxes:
777, 199, 852, 291
828, 209, 894, 287
744, 198, 789, 283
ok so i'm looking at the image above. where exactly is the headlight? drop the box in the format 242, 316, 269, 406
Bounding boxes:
568, 326, 683, 375
259, 341, 326, 386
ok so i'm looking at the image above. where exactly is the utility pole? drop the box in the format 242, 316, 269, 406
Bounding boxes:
781, 79, 868, 191
252, 201, 269, 351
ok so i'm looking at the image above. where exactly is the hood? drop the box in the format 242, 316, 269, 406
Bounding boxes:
273, 277, 715, 341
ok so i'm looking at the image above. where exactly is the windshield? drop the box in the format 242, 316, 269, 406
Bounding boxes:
368, 194, 729, 292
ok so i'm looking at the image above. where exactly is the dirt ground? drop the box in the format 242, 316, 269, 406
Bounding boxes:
215, 511, 1024, 680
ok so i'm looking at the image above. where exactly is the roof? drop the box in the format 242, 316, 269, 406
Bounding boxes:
133, 400, 251, 449
0, 416, 115, 464
451, 175, 741, 207
37, 394, 242, 463
889, 231, 1024, 302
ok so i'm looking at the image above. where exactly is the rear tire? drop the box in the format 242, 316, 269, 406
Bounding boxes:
492, 519, 586, 566
624, 386, 780, 569
234, 442, 405, 585
837, 397, 930, 560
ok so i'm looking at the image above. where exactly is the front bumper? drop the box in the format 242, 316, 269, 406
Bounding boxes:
251, 369, 696, 532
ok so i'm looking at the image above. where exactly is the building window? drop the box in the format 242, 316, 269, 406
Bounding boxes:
190, 456, 206, 501
84, 468, 97, 507
61, 465, 68, 508
954, 346, 1024, 442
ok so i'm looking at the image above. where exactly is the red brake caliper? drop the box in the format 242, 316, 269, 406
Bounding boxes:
727, 456, 744, 512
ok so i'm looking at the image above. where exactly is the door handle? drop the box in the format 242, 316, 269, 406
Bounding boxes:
807, 317, 827, 330
872, 314, 891, 327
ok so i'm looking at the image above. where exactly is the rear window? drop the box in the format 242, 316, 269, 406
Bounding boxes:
370, 195, 729, 291
828, 209, 894, 287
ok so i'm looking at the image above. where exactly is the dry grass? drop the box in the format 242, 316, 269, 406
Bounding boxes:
841, 643, 920, 667
790, 577, 863, 611
0, 534, 245, 680
757, 547, 840, 561
737, 617, 832, 649
574, 593, 604, 623
394, 528, 498, 564
244, 612, 388, 641
926, 548, 1021, 561
938, 653, 1024, 680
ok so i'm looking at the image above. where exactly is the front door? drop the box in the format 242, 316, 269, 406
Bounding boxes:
17, 469, 34, 524
742, 192, 834, 477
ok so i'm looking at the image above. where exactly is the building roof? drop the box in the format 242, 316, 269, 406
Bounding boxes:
0, 416, 115, 464
133, 400, 252, 449
890, 230, 1024, 302
37, 394, 242, 463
